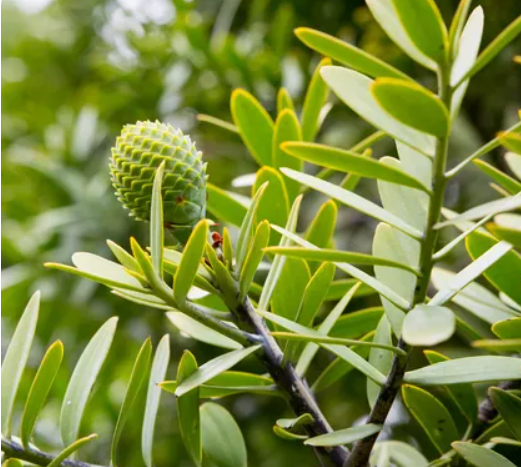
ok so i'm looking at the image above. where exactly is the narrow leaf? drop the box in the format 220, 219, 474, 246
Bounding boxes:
48, 434, 98, 467
402, 305, 456, 346
197, 114, 238, 133
367, 316, 393, 408
277, 88, 294, 113
305, 200, 337, 256
489, 388, 521, 441
370, 441, 429, 467
452, 441, 517, 467
240, 221, 270, 298
151, 161, 165, 276
304, 424, 382, 447
206, 183, 248, 227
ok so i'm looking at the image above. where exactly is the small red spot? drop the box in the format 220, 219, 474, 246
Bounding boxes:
212, 232, 223, 248
176, 195, 185, 203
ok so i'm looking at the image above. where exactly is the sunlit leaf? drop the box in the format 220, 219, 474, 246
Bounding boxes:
305, 200, 337, 259
492, 318, 521, 339
304, 424, 382, 447
277, 88, 294, 113
48, 434, 98, 467
501, 134, 521, 156
151, 161, 165, 276
326, 280, 375, 301
239, 221, 271, 299
367, 316, 393, 408
197, 114, 238, 133
402, 305, 456, 346
452, 442, 517, 467
329, 307, 384, 339
206, 183, 248, 228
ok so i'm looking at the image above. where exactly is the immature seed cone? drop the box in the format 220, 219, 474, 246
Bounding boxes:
110, 121, 207, 242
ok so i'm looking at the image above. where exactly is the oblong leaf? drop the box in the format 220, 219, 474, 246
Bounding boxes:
239, 221, 270, 298
452, 441, 517, 467
277, 88, 294, 113
402, 305, 456, 346
367, 316, 393, 408
370, 440, 429, 467
48, 434, 98, 467
61, 317, 118, 446
489, 388, 521, 441
304, 423, 382, 447
206, 183, 248, 228
151, 161, 165, 276
305, 200, 337, 254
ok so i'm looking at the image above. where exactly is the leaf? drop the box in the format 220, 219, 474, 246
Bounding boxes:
281, 142, 429, 192
389, 0, 447, 63
1, 291, 40, 436
177, 351, 202, 467
236, 182, 268, 270
452, 442, 517, 467
21, 340, 64, 447
488, 214, 521, 249
142, 335, 170, 467
206, 183, 248, 227
239, 221, 271, 298
371, 79, 449, 137
107, 240, 141, 274
111, 338, 152, 467
365, 0, 436, 70
402, 385, 458, 453
175, 346, 261, 397
273, 426, 309, 441
305, 200, 337, 256
281, 168, 422, 240
304, 424, 382, 447
454, 15, 521, 87
475, 160, 521, 195
231, 89, 274, 166
466, 231, 521, 305
47, 434, 98, 467
301, 57, 331, 142
272, 109, 302, 202
404, 356, 521, 385
199, 371, 274, 398
320, 67, 435, 156
370, 441, 429, 467
200, 403, 247, 467
61, 317, 118, 446
167, 312, 242, 350
264, 246, 421, 275
505, 152, 521, 179
295, 27, 411, 80
151, 161, 165, 276
277, 88, 294, 113
448, 0, 473, 58
490, 388, 521, 441
431, 268, 516, 324
424, 350, 478, 424
174, 220, 209, 306
367, 316, 393, 408
430, 240, 513, 307
473, 339, 521, 353
402, 305, 456, 346
326, 280, 375, 301
501, 133, 521, 155
329, 307, 384, 338
276, 413, 314, 430
197, 114, 238, 133
493, 318, 521, 339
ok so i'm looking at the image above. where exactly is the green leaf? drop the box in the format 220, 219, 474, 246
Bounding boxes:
175, 346, 261, 397
174, 220, 209, 306
501, 133, 521, 155
61, 317, 118, 446
329, 307, 384, 338
176, 351, 202, 467
163, 246, 213, 282
21, 340, 64, 447
430, 240, 513, 307
276, 413, 314, 430
326, 280, 375, 301
488, 214, 521, 249
490, 437, 521, 447
320, 67, 435, 156
424, 350, 478, 424
365, 0, 436, 70
151, 161, 165, 276
505, 152, 521, 178
402, 305, 456, 346
239, 221, 271, 299
389, 0, 447, 63
367, 316, 393, 408
1, 291, 40, 436
273, 425, 309, 441
454, 15, 521, 87
264, 246, 421, 275
452, 442, 517, 467
448, 0, 473, 58
304, 424, 382, 447
206, 183, 248, 227
167, 312, 242, 350
402, 385, 458, 453
490, 388, 521, 441
48, 434, 98, 467
277, 88, 294, 113
281, 168, 422, 240
305, 200, 337, 255
197, 114, 238, 133
272, 109, 302, 202
281, 142, 429, 192
231, 89, 274, 166
236, 182, 268, 270
473, 339, 521, 353
295, 27, 411, 81
107, 240, 141, 274
301, 57, 331, 142
200, 403, 247, 467
111, 338, 152, 467
475, 159, 521, 195
2, 459, 24, 467
370, 441, 429, 467
492, 318, 521, 339
466, 231, 521, 305
199, 371, 275, 398
372, 79, 449, 137
404, 356, 521, 385
142, 335, 170, 467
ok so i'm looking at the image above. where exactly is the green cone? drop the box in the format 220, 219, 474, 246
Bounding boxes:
110, 121, 207, 242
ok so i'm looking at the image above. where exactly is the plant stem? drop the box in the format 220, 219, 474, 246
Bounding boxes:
343, 66, 453, 467
1, 437, 105, 467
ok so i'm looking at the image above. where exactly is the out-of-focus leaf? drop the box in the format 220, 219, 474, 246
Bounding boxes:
372, 79, 449, 137
501, 133, 521, 155
295, 27, 411, 80
239, 221, 270, 298
174, 220, 209, 306
176, 351, 202, 467
175, 346, 261, 397
206, 183, 248, 228
1, 291, 40, 436
320, 67, 435, 156
231, 89, 274, 166
142, 335, 170, 467
151, 161, 165, 276
452, 442, 517, 467
326, 280, 375, 301
61, 317, 118, 446
107, 240, 141, 274
367, 316, 393, 408
111, 339, 152, 467
21, 340, 64, 447
301, 58, 331, 142
402, 385, 458, 453
404, 356, 521, 385
371, 440, 429, 467
304, 424, 382, 447
488, 214, 521, 249
197, 114, 238, 133
505, 152, 521, 179
273, 426, 308, 441
329, 308, 384, 338
492, 318, 521, 339
474, 160, 521, 195
277, 88, 294, 113
200, 403, 247, 467
473, 339, 521, 352
48, 434, 98, 467
402, 305, 456, 346
490, 388, 521, 441
276, 413, 313, 430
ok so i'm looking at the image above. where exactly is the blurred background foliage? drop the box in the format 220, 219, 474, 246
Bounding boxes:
2, 0, 521, 466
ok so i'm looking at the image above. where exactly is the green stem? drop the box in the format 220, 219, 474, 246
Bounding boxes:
343, 65, 453, 467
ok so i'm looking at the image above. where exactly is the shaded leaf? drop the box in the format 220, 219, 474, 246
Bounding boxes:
402, 305, 456, 346
206, 183, 248, 228
367, 316, 393, 408
48, 434, 98, 467
239, 221, 271, 299
151, 161, 165, 276
452, 442, 517, 467
489, 388, 521, 441
304, 424, 382, 447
